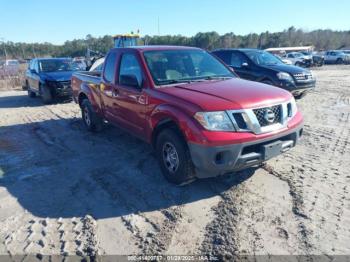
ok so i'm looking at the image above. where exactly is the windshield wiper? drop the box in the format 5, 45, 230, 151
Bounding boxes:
201, 75, 233, 80
158, 79, 193, 85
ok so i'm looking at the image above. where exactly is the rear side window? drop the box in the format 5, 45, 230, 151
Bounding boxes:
103, 52, 117, 83
213, 51, 231, 64
119, 53, 142, 85
34, 61, 40, 73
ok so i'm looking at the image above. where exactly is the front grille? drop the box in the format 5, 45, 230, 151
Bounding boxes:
293, 73, 312, 81
58, 81, 71, 89
253, 105, 282, 127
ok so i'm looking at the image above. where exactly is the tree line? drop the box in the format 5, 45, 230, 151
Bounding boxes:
1, 27, 350, 59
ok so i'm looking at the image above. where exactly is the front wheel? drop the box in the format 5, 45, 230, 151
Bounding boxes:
294, 92, 307, 99
40, 85, 53, 104
81, 99, 103, 132
156, 129, 195, 185
27, 88, 36, 98
336, 58, 344, 64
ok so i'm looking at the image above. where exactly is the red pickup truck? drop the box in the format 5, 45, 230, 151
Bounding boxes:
72, 46, 303, 184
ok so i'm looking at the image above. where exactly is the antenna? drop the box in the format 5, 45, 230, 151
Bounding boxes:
157, 17, 160, 35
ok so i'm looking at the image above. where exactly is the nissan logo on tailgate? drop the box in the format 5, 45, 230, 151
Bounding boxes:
264, 109, 275, 123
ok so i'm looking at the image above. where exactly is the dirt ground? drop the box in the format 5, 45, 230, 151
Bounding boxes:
0, 66, 349, 260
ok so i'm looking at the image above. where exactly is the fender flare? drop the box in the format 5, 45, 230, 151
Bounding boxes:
148, 104, 205, 145
78, 83, 102, 115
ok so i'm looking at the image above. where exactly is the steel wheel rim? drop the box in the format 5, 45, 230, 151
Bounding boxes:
162, 142, 179, 173
84, 107, 91, 126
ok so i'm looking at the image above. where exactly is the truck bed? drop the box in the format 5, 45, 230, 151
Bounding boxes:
73, 71, 101, 84
71, 71, 102, 104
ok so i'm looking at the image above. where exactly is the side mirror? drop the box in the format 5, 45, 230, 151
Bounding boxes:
242, 62, 249, 68
119, 74, 141, 88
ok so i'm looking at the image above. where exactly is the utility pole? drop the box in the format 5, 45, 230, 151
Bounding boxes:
157, 17, 160, 35
32, 44, 36, 58
21, 44, 26, 59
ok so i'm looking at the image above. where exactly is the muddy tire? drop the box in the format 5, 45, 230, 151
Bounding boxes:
156, 129, 195, 185
27, 89, 36, 98
294, 91, 307, 99
40, 85, 53, 104
336, 58, 344, 64
81, 99, 103, 132
23, 80, 29, 91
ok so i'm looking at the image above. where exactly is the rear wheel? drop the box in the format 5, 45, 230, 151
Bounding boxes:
23, 80, 29, 91
81, 99, 103, 132
40, 85, 53, 104
336, 58, 344, 64
156, 129, 195, 185
27, 86, 36, 98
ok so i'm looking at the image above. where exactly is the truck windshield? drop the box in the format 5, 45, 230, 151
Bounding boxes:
143, 50, 234, 85
244, 50, 284, 66
39, 59, 79, 72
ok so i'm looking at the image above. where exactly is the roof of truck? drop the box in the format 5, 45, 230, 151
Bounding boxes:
111, 45, 201, 52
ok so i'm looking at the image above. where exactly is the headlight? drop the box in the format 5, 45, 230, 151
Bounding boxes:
194, 111, 235, 131
309, 70, 315, 79
277, 72, 294, 82
288, 97, 298, 118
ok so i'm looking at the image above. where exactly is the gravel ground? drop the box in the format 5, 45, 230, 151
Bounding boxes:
0, 65, 349, 259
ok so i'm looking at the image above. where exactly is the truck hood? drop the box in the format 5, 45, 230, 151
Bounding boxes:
39, 71, 74, 82
159, 78, 292, 111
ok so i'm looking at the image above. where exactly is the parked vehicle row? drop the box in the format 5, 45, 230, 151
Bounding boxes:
323, 50, 350, 64
270, 49, 350, 67
0, 59, 20, 77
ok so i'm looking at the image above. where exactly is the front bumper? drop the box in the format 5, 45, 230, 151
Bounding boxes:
278, 79, 316, 95
47, 81, 73, 97
188, 124, 303, 178
54, 87, 73, 97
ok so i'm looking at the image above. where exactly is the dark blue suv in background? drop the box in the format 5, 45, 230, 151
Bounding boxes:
25, 58, 79, 103
212, 49, 316, 98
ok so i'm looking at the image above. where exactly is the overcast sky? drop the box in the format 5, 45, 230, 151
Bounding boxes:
1, 0, 349, 44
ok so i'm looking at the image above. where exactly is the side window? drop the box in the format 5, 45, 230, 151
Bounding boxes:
103, 52, 117, 83
119, 53, 142, 86
230, 52, 248, 68
95, 63, 103, 71
214, 51, 231, 65
30, 60, 35, 70
34, 61, 40, 73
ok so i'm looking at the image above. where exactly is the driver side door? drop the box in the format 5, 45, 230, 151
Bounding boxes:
28, 60, 40, 93
229, 52, 256, 81
113, 52, 148, 138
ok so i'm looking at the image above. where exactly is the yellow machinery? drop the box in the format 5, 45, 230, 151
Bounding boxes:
113, 33, 140, 48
